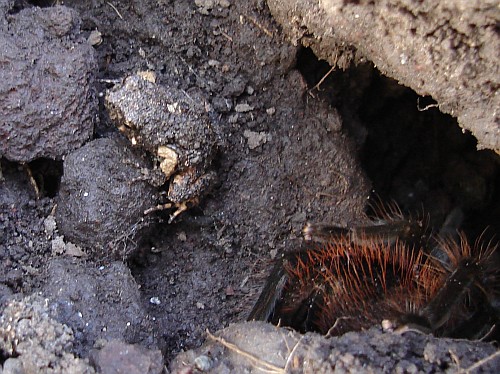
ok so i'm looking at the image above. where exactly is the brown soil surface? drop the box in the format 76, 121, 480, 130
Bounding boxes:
0, 0, 498, 372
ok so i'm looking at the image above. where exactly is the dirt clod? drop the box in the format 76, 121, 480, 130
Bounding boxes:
90, 339, 164, 374
267, 0, 500, 153
0, 2, 97, 162
171, 322, 500, 373
56, 137, 156, 259
41, 258, 157, 358
105, 73, 219, 172
0, 295, 95, 374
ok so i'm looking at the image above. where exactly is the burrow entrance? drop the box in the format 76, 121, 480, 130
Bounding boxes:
297, 47, 500, 240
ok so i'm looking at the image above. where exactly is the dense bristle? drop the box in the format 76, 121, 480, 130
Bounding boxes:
281, 235, 444, 335
367, 197, 405, 222
255, 202, 498, 340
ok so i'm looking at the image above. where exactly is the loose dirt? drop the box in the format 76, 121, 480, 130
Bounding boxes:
0, 0, 498, 372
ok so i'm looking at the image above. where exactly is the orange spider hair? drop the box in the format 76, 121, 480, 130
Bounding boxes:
274, 231, 498, 338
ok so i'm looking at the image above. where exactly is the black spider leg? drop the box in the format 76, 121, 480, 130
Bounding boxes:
248, 248, 326, 333
284, 285, 324, 334
449, 248, 500, 341
247, 248, 315, 322
447, 289, 499, 340
420, 258, 480, 332
303, 218, 427, 249
429, 207, 464, 263
247, 257, 288, 322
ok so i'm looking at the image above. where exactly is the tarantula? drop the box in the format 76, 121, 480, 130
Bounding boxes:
248, 203, 499, 341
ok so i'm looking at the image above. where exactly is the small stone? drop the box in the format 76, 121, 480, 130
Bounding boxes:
243, 130, 271, 149
149, 297, 161, 305
44, 216, 57, 237
196, 302, 205, 310
66, 242, 86, 257
266, 107, 276, 115
51, 236, 66, 255
212, 97, 232, 112
136, 70, 157, 83
194, 355, 213, 371
339, 353, 355, 366
195, 0, 214, 7
228, 114, 239, 123
235, 103, 254, 112
88, 30, 102, 46
177, 231, 187, 241
381, 319, 394, 332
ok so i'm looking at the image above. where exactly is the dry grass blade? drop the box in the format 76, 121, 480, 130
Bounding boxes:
107, 2, 124, 19
460, 350, 500, 374
206, 329, 285, 373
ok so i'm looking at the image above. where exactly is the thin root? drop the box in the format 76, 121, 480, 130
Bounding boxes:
23, 163, 40, 200
310, 64, 336, 92
283, 336, 303, 372
460, 350, 500, 374
107, 2, 124, 19
242, 15, 273, 38
325, 317, 352, 338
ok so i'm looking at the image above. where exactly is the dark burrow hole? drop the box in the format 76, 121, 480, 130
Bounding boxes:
23, 0, 54, 7
0, 350, 8, 366
0, 158, 62, 199
26, 158, 63, 198
8, 0, 52, 13
296, 47, 500, 240
260, 48, 500, 341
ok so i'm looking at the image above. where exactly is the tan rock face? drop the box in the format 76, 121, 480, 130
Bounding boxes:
267, 0, 500, 153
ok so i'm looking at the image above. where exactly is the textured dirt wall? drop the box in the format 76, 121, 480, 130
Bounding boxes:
267, 0, 500, 153
1, 0, 498, 372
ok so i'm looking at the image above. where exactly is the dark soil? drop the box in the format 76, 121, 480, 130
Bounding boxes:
0, 0, 498, 373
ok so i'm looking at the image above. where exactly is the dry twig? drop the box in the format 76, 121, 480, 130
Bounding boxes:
283, 336, 304, 372
242, 14, 273, 38
417, 97, 439, 111
206, 329, 284, 373
325, 317, 353, 338
460, 350, 500, 374
310, 65, 336, 92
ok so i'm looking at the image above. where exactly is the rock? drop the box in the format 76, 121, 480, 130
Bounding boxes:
91, 340, 163, 374
106, 73, 218, 172
267, 0, 500, 153
0, 4, 97, 162
42, 258, 157, 358
170, 322, 499, 373
0, 295, 95, 374
105, 74, 220, 221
